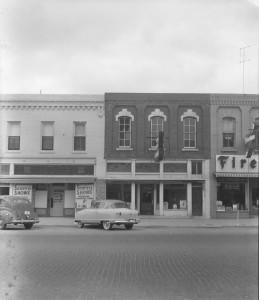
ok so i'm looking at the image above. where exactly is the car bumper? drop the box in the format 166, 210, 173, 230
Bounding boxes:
113, 219, 140, 225
7, 219, 40, 225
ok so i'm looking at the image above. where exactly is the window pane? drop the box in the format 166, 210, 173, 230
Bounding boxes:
74, 136, 85, 151
42, 122, 54, 136
223, 118, 234, 132
75, 123, 85, 135
42, 136, 54, 150
8, 136, 20, 150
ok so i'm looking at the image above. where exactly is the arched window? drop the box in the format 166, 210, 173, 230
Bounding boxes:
148, 109, 166, 148
222, 117, 236, 148
115, 109, 134, 149
183, 117, 197, 148
150, 116, 164, 148
118, 116, 131, 147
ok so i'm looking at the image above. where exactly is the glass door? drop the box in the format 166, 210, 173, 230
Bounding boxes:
140, 184, 154, 215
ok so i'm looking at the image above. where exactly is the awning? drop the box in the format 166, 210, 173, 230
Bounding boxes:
0, 177, 96, 184
215, 172, 259, 178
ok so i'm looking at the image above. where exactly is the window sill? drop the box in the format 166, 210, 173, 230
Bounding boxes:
116, 147, 133, 151
39, 151, 55, 154
6, 150, 21, 153
71, 151, 87, 154
182, 148, 198, 152
221, 148, 237, 152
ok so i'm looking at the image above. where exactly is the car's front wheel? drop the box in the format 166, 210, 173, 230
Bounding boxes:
24, 223, 33, 229
125, 224, 133, 230
102, 221, 113, 230
78, 221, 84, 228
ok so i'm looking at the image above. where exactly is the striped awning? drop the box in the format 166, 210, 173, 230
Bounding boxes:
0, 177, 96, 184
215, 172, 259, 178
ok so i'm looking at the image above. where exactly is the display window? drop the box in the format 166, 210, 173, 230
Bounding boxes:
217, 182, 246, 211
163, 184, 187, 210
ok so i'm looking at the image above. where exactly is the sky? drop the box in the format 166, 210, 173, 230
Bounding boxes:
0, 0, 259, 95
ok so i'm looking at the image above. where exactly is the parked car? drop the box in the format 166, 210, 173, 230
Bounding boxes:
75, 199, 140, 230
0, 195, 40, 230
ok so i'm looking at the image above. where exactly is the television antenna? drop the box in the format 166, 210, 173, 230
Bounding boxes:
239, 45, 250, 94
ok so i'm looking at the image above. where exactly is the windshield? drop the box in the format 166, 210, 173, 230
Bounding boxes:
114, 202, 129, 209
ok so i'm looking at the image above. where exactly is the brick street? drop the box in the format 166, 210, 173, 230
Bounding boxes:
0, 225, 258, 300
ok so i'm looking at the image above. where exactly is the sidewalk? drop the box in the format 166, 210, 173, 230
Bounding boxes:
37, 215, 258, 228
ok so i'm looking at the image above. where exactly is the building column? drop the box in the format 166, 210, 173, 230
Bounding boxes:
154, 184, 157, 215
131, 182, 135, 210
245, 180, 250, 210
187, 182, 192, 216
137, 184, 140, 211
159, 182, 164, 216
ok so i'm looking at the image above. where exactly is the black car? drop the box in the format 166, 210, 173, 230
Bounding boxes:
0, 195, 39, 230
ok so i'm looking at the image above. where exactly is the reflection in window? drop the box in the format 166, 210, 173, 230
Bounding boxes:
222, 117, 235, 148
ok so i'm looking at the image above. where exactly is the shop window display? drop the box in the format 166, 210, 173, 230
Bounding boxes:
217, 182, 246, 211
164, 184, 187, 210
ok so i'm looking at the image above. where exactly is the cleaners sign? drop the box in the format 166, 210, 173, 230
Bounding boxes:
216, 155, 258, 174
12, 185, 32, 201
75, 184, 94, 209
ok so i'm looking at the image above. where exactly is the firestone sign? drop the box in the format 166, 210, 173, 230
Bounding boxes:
216, 155, 259, 174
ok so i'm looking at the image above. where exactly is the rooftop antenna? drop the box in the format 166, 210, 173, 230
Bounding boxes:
239, 45, 250, 94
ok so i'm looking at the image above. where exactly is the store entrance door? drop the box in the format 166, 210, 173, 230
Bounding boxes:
140, 184, 154, 215
192, 185, 203, 216
50, 189, 64, 217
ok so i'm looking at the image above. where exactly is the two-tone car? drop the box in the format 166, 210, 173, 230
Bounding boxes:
75, 199, 140, 230
0, 195, 40, 230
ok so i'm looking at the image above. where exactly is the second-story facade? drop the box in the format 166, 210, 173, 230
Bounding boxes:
104, 93, 211, 218
0, 94, 105, 217
210, 94, 259, 219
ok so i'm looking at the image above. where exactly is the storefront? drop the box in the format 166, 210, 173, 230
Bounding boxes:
0, 163, 97, 217
106, 159, 209, 218
215, 155, 259, 218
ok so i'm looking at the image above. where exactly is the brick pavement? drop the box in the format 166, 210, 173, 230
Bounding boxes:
37, 215, 258, 228
0, 226, 258, 300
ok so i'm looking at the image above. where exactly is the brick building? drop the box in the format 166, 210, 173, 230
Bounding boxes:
0, 94, 105, 217
210, 94, 259, 218
104, 93, 211, 218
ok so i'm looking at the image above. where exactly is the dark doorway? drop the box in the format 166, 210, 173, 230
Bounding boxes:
140, 184, 154, 215
192, 185, 203, 216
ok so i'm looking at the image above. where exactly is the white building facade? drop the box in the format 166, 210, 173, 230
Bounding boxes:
0, 95, 105, 217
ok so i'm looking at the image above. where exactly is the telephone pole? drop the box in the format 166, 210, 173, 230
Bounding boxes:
239, 45, 250, 94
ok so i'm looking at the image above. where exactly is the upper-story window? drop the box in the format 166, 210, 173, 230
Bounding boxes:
74, 122, 86, 151
115, 109, 134, 149
181, 109, 199, 150
150, 117, 164, 148
8, 121, 21, 150
222, 117, 235, 148
183, 117, 197, 148
148, 109, 167, 149
118, 117, 131, 147
41, 121, 54, 151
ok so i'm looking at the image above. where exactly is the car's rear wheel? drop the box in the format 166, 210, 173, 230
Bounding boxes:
125, 224, 133, 230
0, 222, 7, 230
102, 221, 113, 230
78, 221, 84, 228
24, 223, 33, 229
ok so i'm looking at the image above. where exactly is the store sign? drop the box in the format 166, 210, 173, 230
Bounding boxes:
216, 155, 258, 174
75, 184, 94, 209
12, 185, 32, 201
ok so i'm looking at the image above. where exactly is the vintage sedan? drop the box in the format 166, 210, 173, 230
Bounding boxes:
75, 199, 140, 230
0, 195, 40, 230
